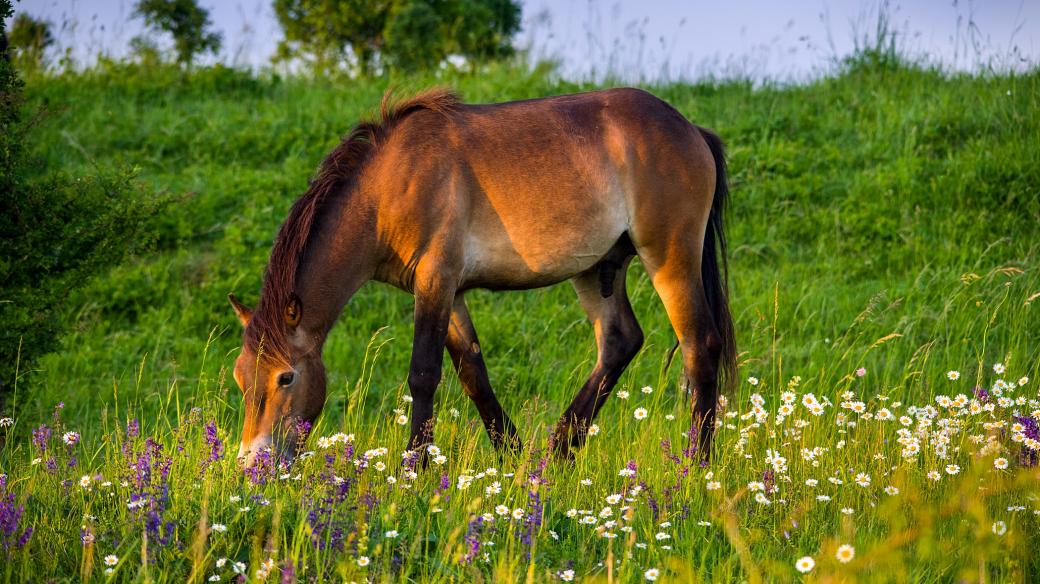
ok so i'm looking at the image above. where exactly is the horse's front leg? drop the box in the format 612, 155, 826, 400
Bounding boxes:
407, 276, 457, 462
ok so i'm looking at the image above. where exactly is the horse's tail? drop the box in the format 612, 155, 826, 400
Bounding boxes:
698, 127, 737, 392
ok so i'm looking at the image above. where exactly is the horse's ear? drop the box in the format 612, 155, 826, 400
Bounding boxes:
228, 293, 253, 327
284, 294, 302, 328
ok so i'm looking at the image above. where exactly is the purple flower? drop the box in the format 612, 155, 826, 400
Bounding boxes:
201, 421, 224, 475
0, 477, 32, 551
973, 386, 990, 403
32, 425, 51, 451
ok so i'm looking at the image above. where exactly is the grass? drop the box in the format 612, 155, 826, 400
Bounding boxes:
1, 54, 1039, 581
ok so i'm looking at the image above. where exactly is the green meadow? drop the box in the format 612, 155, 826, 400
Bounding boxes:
3, 53, 1039, 581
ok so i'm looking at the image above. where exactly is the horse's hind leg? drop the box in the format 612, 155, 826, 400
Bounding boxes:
445, 295, 520, 452
552, 255, 644, 458
639, 242, 722, 459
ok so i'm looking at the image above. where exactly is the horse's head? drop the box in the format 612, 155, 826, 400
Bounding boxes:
228, 293, 326, 468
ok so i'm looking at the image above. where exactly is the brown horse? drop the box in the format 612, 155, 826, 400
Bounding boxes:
229, 87, 736, 467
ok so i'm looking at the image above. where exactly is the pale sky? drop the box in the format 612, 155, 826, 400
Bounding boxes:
11, 0, 1040, 81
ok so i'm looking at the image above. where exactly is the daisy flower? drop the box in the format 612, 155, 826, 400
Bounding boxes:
634, 407, 648, 420
947, 370, 960, 381
357, 556, 370, 567
104, 555, 118, 567
836, 544, 855, 563
945, 464, 960, 475
587, 424, 600, 436
994, 457, 1009, 470
644, 568, 660, 581
795, 556, 815, 573
747, 376, 759, 386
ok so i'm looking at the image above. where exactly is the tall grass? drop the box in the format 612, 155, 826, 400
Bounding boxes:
2, 42, 1038, 582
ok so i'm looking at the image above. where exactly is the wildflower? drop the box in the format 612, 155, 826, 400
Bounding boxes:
606, 494, 622, 505
208, 576, 221, 582
795, 556, 815, 573
427, 445, 441, 456
617, 390, 630, 399
1018, 376, 1029, 386
747, 481, 765, 491
841, 507, 855, 515
993, 363, 1005, 374
926, 470, 941, 481
580, 478, 593, 486
396, 414, 408, 425
634, 408, 648, 420
645, 568, 660, 581
754, 492, 771, 505
855, 367, 866, 377
854, 473, 871, 487
945, 464, 960, 475
104, 555, 118, 566
619, 468, 635, 477
79, 475, 91, 488
62, 432, 80, 446
0, 418, 12, 427
947, 371, 960, 381
884, 486, 899, 496
512, 508, 524, 520
836, 544, 855, 563
654, 532, 670, 540
211, 524, 227, 533
992, 521, 1007, 536
560, 569, 575, 581
805, 479, 818, 487
385, 530, 399, 538
641, 386, 653, 394
433, 455, 447, 465
748, 376, 759, 386
706, 481, 721, 491
357, 556, 370, 567
994, 457, 1009, 469
816, 495, 831, 502
588, 424, 600, 436
485, 482, 501, 496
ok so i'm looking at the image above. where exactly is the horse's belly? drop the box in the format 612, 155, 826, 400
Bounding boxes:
461, 205, 627, 290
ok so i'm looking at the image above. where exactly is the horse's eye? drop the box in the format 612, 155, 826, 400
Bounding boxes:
277, 371, 296, 387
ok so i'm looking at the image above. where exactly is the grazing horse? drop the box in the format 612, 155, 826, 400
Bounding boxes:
229, 87, 736, 467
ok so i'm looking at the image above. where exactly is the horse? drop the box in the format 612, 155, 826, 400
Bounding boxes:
228, 87, 736, 468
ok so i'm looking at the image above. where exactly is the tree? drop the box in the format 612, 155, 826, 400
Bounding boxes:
273, 0, 522, 75
7, 13, 53, 71
133, 0, 222, 66
0, 0, 167, 403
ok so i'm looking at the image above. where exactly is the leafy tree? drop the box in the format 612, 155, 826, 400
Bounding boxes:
7, 12, 53, 71
0, 0, 167, 403
273, 0, 522, 75
133, 0, 222, 66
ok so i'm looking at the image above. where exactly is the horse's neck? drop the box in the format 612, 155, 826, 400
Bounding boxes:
295, 197, 377, 345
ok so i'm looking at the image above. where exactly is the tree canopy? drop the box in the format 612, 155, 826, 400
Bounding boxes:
133, 0, 222, 66
273, 0, 522, 74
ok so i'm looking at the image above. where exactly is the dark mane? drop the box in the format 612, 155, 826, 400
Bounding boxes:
244, 87, 461, 363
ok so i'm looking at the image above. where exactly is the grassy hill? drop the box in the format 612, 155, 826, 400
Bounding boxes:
2, 56, 1038, 580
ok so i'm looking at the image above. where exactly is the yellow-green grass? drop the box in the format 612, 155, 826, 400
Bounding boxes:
2, 58, 1038, 581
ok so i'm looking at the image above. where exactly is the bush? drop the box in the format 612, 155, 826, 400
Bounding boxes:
0, 0, 167, 402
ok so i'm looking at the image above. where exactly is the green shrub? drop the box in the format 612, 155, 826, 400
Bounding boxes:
0, 0, 167, 401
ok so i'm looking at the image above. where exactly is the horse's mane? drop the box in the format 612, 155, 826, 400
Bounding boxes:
244, 87, 461, 363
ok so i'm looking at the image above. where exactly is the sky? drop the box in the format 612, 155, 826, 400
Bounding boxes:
10, 0, 1040, 81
